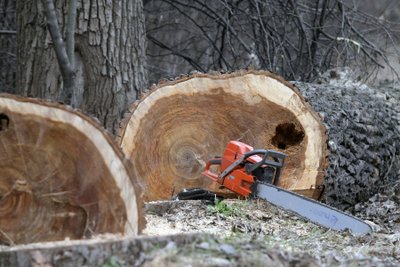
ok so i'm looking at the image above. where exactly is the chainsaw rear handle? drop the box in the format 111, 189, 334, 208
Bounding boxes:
202, 158, 222, 181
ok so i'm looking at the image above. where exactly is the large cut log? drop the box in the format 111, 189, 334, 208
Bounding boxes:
118, 71, 328, 201
296, 82, 400, 210
0, 94, 144, 245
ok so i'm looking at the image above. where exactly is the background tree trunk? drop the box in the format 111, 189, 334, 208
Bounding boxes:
15, 0, 148, 133
0, 0, 16, 93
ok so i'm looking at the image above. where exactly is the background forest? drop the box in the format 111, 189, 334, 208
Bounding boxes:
1, 0, 399, 93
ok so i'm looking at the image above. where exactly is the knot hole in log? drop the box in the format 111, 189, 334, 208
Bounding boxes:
0, 113, 10, 131
271, 123, 305, 150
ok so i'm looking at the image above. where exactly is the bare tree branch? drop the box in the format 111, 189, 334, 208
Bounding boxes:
66, 0, 77, 69
147, 35, 206, 72
42, 0, 74, 103
162, 0, 232, 70
145, 0, 399, 83
0, 30, 16, 35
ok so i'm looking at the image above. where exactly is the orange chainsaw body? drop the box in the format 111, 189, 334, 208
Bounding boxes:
202, 141, 286, 197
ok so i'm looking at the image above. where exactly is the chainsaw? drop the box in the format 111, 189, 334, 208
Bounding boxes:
199, 140, 373, 235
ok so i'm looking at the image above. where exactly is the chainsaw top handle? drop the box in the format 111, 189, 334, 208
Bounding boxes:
245, 149, 286, 172
218, 149, 286, 185
244, 149, 286, 185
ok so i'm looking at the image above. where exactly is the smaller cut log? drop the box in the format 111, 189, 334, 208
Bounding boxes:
118, 71, 328, 201
0, 94, 144, 245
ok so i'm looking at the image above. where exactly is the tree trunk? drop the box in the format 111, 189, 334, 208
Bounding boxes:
118, 71, 329, 201
0, 94, 144, 245
15, 0, 148, 133
0, 0, 16, 93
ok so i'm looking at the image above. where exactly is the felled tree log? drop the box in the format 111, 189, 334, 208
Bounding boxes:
296, 82, 400, 210
118, 71, 328, 201
0, 94, 144, 245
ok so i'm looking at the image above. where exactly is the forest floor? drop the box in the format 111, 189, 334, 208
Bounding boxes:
139, 199, 400, 267
2, 197, 399, 267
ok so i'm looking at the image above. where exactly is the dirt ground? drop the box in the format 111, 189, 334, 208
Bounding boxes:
1, 197, 399, 266
141, 198, 400, 267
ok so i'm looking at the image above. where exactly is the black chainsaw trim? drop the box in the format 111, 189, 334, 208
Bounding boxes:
175, 188, 223, 203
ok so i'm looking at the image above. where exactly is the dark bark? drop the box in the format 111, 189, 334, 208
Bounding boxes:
16, 0, 148, 133
0, 0, 16, 93
296, 82, 400, 211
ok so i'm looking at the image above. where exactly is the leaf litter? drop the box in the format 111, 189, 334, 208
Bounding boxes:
143, 198, 400, 266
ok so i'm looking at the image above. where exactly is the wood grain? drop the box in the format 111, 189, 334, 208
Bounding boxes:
118, 71, 328, 201
0, 94, 144, 245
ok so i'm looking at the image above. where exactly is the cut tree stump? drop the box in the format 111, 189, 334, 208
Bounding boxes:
0, 94, 144, 245
118, 71, 328, 201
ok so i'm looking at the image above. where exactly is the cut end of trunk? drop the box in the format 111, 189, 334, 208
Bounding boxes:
119, 71, 328, 201
0, 94, 144, 245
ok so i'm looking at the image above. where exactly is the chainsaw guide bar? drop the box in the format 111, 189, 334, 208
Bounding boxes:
255, 183, 373, 234
202, 140, 373, 235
